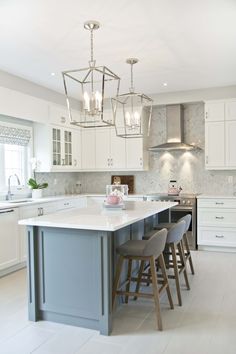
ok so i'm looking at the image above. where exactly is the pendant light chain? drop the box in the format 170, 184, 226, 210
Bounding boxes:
90, 28, 94, 62
130, 62, 134, 92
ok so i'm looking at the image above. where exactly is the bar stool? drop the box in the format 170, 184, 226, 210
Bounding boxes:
144, 220, 190, 306
154, 214, 194, 275
164, 220, 190, 306
112, 229, 174, 331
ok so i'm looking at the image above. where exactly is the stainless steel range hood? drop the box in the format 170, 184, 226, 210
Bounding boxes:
148, 104, 198, 151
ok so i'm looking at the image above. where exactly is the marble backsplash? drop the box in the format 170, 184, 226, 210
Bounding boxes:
37, 103, 236, 196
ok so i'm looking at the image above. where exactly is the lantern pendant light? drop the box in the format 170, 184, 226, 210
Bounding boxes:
62, 21, 120, 128
112, 58, 153, 138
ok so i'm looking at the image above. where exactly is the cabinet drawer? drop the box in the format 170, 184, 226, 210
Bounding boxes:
197, 199, 236, 208
198, 227, 236, 247
55, 199, 76, 211
198, 209, 236, 227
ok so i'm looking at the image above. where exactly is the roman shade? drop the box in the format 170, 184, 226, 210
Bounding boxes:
0, 124, 31, 146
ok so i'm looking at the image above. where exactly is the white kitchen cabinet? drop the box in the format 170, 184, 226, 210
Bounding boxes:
205, 121, 225, 168
225, 120, 236, 167
204, 99, 236, 170
95, 129, 111, 169
126, 138, 148, 170
94, 128, 126, 170
34, 123, 81, 172
198, 197, 236, 250
205, 101, 225, 121
0, 208, 20, 272
81, 129, 96, 170
225, 100, 236, 121
110, 128, 126, 169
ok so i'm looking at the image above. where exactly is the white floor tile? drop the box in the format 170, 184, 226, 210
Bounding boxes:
1, 251, 236, 354
0, 325, 54, 354
32, 325, 96, 354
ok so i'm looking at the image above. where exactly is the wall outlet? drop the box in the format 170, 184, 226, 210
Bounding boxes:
228, 176, 233, 183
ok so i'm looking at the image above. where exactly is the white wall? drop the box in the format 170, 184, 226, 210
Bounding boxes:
0, 69, 66, 106
150, 85, 236, 105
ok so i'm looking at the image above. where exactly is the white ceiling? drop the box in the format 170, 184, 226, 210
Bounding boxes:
0, 0, 236, 96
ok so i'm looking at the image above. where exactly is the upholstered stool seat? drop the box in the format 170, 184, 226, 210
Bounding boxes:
113, 229, 174, 331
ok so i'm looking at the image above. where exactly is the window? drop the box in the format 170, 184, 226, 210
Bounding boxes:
0, 121, 32, 193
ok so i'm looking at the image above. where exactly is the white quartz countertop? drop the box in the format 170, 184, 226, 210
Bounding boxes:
18, 200, 177, 232
0, 195, 86, 210
197, 195, 236, 199
0, 194, 144, 210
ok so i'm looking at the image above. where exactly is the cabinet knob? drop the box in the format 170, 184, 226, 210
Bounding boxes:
205, 112, 208, 120
215, 216, 224, 220
215, 202, 224, 205
215, 235, 224, 238
74, 159, 77, 166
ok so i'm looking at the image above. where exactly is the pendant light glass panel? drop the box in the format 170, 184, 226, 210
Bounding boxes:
112, 58, 153, 138
62, 21, 120, 128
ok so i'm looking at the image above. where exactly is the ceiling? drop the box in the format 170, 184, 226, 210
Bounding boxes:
0, 0, 236, 96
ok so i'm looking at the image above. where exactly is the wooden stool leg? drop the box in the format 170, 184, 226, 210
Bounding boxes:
150, 256, 163, 331
170, 243, 182, 306
178, 242, 190, 290
112, 256, 124, 309
125, 258, 133, 303
183, 233, 195, 275
134, 260, 145, 301
159, 254, 174, 310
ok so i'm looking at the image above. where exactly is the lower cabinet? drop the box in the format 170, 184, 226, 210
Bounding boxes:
0, 208, 20, 272
197, 197, 236, 250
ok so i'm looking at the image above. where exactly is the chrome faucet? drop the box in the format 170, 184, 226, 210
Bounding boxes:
6, 174, 21, 200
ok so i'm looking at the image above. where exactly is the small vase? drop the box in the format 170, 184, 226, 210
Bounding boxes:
32, 189, 43, 199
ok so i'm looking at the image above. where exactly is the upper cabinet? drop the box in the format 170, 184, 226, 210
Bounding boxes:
205, 99, 236, 170
205, 101, 225, 122
34, 123, 81, 172
81, 129, 96, 170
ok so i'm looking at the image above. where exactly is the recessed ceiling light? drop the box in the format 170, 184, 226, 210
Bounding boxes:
51, 72, 55, 76
163, 82, 168, 87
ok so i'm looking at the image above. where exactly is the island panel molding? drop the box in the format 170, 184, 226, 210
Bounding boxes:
20, 200, 177, 334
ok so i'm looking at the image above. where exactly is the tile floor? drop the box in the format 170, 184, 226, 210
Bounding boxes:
0, 250, 236, 354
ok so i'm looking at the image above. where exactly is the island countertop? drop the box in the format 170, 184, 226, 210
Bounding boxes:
18, 200, 177, 231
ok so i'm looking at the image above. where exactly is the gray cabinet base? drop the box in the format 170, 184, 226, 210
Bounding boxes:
27, 226, 113, 335
26, 217, 153, 335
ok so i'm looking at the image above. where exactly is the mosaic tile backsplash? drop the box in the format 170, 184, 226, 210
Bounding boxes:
38, 103, 236, 196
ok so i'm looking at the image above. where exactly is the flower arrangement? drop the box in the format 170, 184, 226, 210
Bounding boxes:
28, 158, 48, 199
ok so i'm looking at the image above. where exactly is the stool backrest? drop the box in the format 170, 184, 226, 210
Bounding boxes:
178, 214, 191, 233
166, 220, 186, 244
143, 228, 167, 258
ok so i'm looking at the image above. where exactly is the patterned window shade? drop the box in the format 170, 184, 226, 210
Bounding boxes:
0, 125, 31, 146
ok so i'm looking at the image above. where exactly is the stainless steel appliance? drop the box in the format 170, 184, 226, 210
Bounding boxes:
144, 193, 197, 250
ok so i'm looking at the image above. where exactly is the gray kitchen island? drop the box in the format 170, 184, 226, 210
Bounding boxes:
19, 200, 177, 335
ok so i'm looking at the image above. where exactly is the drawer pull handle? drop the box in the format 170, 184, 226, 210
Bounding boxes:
215, 235, 224, 238
215, 216, 224, 219
215, 202, 224, 205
